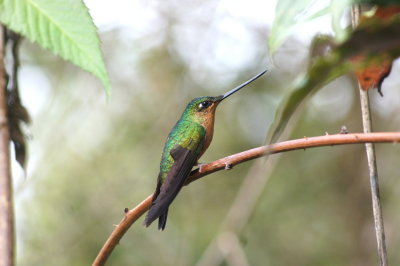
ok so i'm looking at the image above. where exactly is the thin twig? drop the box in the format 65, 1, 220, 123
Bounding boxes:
0, 25, 14, 266
93, 132, 400, 266
351, 6, 388, 266
362, 93, 388, 266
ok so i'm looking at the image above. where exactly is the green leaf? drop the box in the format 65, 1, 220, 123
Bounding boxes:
267, 16, 400, 143
269, 0, 330, 54
330, 0, 352, 42
0, 0, 110, 95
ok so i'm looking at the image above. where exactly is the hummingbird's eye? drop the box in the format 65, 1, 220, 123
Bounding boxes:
198, 101, 211, 110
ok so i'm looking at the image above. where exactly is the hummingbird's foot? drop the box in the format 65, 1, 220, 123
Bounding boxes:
196, 163, 207, 173
198, 164, 205, 173
224, 162, 233, 170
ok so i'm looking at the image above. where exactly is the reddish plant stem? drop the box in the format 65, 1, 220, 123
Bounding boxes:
93, 132, 400, 266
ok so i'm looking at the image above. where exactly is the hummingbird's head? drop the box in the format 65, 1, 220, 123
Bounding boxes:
182, 96, 222, 124
181, 70, 267, 125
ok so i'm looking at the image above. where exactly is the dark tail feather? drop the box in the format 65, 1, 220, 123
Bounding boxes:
143, 199, 160, 228
144, 178, 163, 228
145, 144, 196, 230
158, 208, 168, 231
144, 208, 168, 230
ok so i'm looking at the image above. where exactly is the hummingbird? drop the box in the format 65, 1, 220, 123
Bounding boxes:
144, 70, 267, 230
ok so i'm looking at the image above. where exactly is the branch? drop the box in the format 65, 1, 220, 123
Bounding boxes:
0, 26, 14, 266
93, 132, 400, 266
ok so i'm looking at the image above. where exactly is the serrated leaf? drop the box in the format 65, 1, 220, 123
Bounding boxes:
0, 0, 110, 95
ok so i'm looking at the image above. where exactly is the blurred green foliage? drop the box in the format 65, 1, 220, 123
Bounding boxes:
12, 1, 400, 266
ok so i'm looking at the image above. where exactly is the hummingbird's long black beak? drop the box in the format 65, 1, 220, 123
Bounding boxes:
219, 70, 267, 101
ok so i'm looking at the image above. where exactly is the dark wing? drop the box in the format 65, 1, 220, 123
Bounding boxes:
144, 143, 200, 229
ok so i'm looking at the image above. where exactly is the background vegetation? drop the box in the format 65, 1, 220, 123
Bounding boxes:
4, 0, 400, 265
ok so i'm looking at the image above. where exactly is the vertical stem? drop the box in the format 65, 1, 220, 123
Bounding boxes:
360, 90, 388, 266
351, 6, 388, 266
0, 25, 14, 266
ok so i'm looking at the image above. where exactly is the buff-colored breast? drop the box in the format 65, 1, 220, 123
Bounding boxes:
198, 102, 219, 157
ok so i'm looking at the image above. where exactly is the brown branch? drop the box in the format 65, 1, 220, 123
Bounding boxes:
0, 26, 14, 266
93, 132, 400, 266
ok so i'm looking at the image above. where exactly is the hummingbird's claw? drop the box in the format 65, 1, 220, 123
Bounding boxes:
195, 162, 208, 173
197, 163, 206, 173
